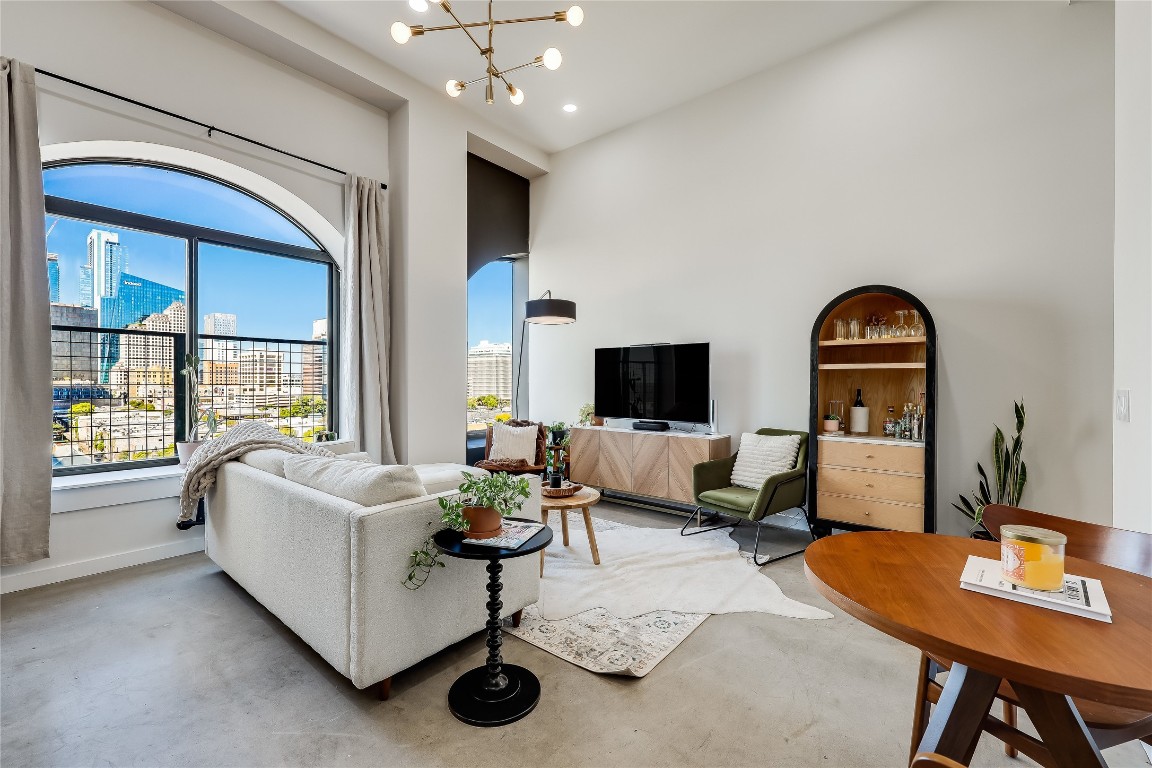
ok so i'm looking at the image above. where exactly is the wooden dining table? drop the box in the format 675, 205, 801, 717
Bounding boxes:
804, 531, 1152, 767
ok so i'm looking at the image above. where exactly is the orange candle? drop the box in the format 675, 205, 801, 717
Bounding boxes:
1001, 524, 1067, 591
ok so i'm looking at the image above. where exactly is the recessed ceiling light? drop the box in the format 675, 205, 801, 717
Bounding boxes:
563, 104, 578, 113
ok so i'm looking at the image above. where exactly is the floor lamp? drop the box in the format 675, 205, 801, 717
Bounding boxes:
514, 290, 576, 418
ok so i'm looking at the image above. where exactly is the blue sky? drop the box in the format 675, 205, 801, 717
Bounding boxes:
45, 163, 510, 343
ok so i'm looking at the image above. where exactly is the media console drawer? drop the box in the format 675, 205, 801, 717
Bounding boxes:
818, 466, 924, 505
819, 440, 924, 475
816, 493, 924, 533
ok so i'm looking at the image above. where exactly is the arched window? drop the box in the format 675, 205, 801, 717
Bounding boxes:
45, 161, 336, 473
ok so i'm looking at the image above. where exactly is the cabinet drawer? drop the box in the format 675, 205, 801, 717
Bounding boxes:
819, 441, 924, 474
818, 467, 924, 505
817, 493, 924, 532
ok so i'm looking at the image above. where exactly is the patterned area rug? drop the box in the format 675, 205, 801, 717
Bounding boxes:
505, 517, 708, 677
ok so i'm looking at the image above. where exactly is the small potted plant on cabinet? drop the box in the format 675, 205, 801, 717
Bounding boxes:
823, 413, 842, 433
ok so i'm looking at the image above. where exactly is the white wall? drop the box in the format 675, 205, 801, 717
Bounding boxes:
528, 1, 1116, 534
1113, 0, 1152, 534
0, 0, 391, 591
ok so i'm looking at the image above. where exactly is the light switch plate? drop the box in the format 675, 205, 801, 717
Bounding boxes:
1116, 389, 1131, 422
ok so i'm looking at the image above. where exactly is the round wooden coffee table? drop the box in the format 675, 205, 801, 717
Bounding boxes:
804, 531, 1152, 767
540, 487, 601, 574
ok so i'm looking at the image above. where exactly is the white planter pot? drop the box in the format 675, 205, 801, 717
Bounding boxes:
176, 441, 204, 466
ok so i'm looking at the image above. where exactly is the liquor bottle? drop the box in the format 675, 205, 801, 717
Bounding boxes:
854, 389, 864, 408
883, 406, 896, 437
850, 388, 869, 434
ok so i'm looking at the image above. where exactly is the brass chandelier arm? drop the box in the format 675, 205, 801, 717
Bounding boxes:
454, 55, 542, 88
436, 1, 489, 58
418, 15, 564, 33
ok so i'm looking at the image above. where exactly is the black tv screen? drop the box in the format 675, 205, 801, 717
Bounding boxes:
594, 343, 710, 424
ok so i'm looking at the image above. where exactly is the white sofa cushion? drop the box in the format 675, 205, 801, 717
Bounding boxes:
414, 463, 490, 494
284, 455, 428, 507
240, 448, 373, 477
730, 433, 801, 490
489, 422, 538, 462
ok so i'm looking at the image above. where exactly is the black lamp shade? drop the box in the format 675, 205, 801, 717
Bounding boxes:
525, 297, 576, 324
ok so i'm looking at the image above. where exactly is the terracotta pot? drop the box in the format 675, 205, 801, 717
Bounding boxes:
176, 441, 204, 467
591, 416, 605, 427
823, 419, 841, 433
462, 506, 504, 539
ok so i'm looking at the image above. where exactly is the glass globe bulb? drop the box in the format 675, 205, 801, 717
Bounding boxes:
565, 5, 584, 26
542, 47, 563, 71
390, 22, 413, 44
563, 103, 578, 113
508, 86, 525, 106
445, 80, 464, 97
408, 0, 429, 11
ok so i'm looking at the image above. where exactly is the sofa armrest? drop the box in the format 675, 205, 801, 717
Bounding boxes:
345, 478, 542, 688
693, 454, 738, 498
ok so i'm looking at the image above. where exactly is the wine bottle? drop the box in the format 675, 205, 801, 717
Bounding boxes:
854, 388, 864, 407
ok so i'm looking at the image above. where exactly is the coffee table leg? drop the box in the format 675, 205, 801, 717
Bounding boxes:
446, 558, 541, 727
916, 663, 1001, 764
1011, 683, 1107, 768
582, 508, 600, 565
561, 511, 570, 546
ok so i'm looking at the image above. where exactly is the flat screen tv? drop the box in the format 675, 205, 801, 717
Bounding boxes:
594, 343, 710, 424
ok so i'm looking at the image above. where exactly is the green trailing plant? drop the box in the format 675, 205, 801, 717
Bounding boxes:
404, 471, 532, 590
180, 353, 221, 442
953, 400, 1028, 530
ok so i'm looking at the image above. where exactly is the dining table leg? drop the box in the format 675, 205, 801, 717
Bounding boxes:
1011, 683, 1108, 768
916, 663, 1001, 765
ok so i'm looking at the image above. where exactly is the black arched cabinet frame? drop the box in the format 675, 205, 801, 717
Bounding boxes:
807, 285, 938, 536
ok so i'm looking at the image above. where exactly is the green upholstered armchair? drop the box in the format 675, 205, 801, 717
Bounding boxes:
682, 428, 815, 565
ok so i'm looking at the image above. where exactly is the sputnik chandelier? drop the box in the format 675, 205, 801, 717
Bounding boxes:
390, 0, 584, 107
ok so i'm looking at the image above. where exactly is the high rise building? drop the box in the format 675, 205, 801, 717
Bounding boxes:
98, 273, 185, 383
87, 229, 126, 305
108, 301, 185, 400
79, 265, 93, 308
202, 312, 239, 363
240, 350, 283, 388
50, 304, 100, 383
46, 253, 60, 303
467, 340, 513, 401
302, 318, 328, 397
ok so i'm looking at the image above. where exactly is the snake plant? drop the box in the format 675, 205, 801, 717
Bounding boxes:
953, 400, 1027, 529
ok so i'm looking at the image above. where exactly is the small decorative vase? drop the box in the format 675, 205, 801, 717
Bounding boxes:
462, 506, 504, 539
823, 419, 840, 433
176, 441, 203, 467
549, 473, 563, 489
591, 416, 605, 427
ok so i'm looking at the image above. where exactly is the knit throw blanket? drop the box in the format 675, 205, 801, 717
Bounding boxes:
178, 421, 335, 523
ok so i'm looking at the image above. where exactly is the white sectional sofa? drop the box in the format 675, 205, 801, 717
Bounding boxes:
205, 452, 541, 694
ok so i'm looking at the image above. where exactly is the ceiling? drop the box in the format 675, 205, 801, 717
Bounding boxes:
280, 1, 913, 154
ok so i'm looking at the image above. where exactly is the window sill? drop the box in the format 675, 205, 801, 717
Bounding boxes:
52, 465, 184, 514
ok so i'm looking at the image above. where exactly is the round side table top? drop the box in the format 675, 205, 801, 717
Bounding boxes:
540, 487, 601, 511
432, 517, 553, 560
804, 531, 1152, 711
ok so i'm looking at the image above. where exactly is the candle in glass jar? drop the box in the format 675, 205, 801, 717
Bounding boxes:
1000, 524, 1067, 591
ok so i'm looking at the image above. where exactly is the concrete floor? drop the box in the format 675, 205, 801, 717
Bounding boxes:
2, 503, 1147, 768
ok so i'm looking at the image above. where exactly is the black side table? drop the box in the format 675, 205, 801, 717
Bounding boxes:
433, 517, 553, 727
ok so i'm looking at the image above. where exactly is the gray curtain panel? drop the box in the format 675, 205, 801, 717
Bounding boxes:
343, 176, 397, 465
0, 58, 51, 565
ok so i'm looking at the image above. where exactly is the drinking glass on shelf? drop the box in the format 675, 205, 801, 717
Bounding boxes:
828, 400, 845, 426
834, 318, 847, 340
893, 310, 908, 338
909, 309, 925, 337
848, 317, 862, 340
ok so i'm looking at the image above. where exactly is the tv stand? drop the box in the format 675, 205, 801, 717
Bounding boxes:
569, 427, 730, 505
634, 420, 670, 432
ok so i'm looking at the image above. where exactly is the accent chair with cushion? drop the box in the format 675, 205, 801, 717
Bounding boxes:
683, 427, 815, 565
476, 419, 548, 475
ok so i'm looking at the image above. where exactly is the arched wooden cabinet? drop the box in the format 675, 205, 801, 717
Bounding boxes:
808, 286, 937, 536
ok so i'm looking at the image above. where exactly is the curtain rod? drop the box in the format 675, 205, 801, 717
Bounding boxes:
34, 68, 387, 190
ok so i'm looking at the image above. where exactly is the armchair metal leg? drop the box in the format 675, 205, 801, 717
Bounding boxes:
750, 507, 817, 567
680, 507, 738, 537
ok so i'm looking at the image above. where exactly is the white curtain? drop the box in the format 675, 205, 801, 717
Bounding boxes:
341, 176, 397, 464
0, 58, 51, 565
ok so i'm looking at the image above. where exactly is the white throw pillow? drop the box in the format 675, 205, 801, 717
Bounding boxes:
730, 433, 802, 490
239, 449, 292, 477
489, 423, 538, 463
283, 455, 427, 507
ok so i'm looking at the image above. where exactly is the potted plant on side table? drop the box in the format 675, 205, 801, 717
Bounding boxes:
405, 471, 532, 589
176, 353, 221, 466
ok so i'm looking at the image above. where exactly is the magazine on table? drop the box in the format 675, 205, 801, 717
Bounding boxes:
959, 555, 1112, 623
462, 522, 545, 549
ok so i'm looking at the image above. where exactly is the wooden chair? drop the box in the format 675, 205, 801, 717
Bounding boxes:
910, 754, 965, 768
475, 420, 548, 475
909, 504, 1152, 765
